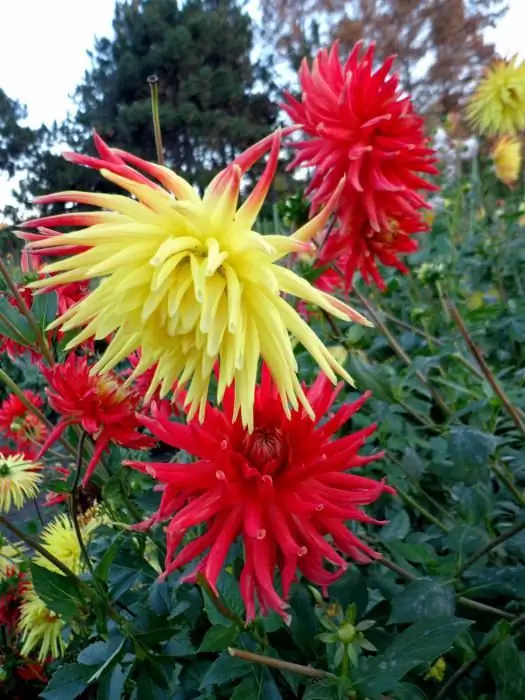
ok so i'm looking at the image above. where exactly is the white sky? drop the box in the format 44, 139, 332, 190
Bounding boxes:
0, 0, 523, 198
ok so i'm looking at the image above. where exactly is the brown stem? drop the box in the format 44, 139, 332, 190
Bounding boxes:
353, 287, 453, 418
455, 518, 525, 578
228, 647, 335, 680
197, 573, 244, 630
447, 299, 525, 440
491, 462, 525, 507
434, 611, 525, 700
0, 258, 54, 365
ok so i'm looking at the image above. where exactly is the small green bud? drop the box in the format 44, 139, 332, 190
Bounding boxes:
337, 623, 357, 644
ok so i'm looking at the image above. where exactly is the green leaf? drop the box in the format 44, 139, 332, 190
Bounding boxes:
198, 624, 239, 652
357, 617, 472, 695
379, 509, 411, 543
32, 290, 58, 328
464, 566, 525, 599
446, 525, 490, 561
0, 296, 34, 344
78, 641, 112, 666
486, 636, 525, 699
31, 563, 86, 619
40, 663, 93, 700
401, 448, 425, 481
447, 427, 496, 484
302, 679, 340, 700
230, 675, 263, 700
389, 578, 456, 624
97, 663, 129, 700
95, 535, 122, 582
200, 651, 252, 688
328, 568, 368, 619
391, 683, 429, 699
203, 570, 245, 625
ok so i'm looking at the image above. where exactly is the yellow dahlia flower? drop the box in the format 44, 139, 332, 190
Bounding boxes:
466, 56, 525, 135
19, 585, 66, 662
0, 452, 42, 513
491, 135, 522, 186
0, 541, 25, 573
23, 132, 370, 430
19, 512, 100, 661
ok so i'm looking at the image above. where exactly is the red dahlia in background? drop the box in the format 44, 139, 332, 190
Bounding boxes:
126, 370, 393, 621
0, 391, 47, 457
38, 354, 154, 485
282, 41, 439, 290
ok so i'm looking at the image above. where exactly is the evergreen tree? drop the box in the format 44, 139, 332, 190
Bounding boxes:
15, 0, 277, 216
0, 89, 36, 179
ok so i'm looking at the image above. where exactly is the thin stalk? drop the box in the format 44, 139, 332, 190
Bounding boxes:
0, 515, 86, 583
372, 547, 515, 621
0, 368, 77, 458
455, 518, 525, 578
397, 487, 450, 533
147, 75, 165, 166
197, 573, 245, 631
70, 431, 96, 579
354, 287, 453, 418
491, 462, 525, 508
0, 310, 32, 346
228, 647, 335, 680
0, 258, 54, 365
434, 611, 525, 700
447, 299, 525, 441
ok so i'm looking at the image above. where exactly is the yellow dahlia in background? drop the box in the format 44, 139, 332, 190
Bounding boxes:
19, 512, 100, 661
23, 132, 370, 430
467, 56, 525, 135
0, 451, 42, 513
491, 135, 522, 186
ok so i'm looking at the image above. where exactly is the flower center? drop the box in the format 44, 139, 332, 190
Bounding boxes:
244, 426, 284, 471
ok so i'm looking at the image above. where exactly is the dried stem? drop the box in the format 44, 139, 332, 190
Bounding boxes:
148, 75, 165, 166
228, 647, 335, 679
447, 299, 525, 440
455, 518, 525, 578
0, 258, 54, 365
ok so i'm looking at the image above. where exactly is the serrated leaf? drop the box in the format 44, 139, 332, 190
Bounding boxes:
302, 679, 340, 699
203, 570, 245, 625
200, 651, 252, 688
464, 566, 525, 598
32, 290, 58, 328
198, 624, 239, 652
401, 447, 425, 481
447, 427, 496, 484
379, 509, 410, 543
389, 578, 455, 624
230, 674, 263, 700
40, 663, 93, 700
31, 563, 86, 619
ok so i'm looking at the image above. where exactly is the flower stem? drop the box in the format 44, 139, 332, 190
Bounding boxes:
197, 573, 245, 630
396, 487, 450, 533
147, 75, 165, 166
455, 518, 525, 579
0, 368, 77, 458
228, 647, 335, 679
70, 431, 97, 580
0, 258, 54, 365
0, 514, 85, 584
447, 298, 525, 440
353, 287, 453, 419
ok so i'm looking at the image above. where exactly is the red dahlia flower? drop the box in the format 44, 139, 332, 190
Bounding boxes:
38, 354, 154, 485
0, 568, 26, 633
126, 371, 393, 621
0, 391, 47, 457
282, 41, 439, 290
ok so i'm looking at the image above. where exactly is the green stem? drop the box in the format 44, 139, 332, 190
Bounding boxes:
70, 431, 97, 580
397, 487, 450, 533
0, 368, 77, 458
0, 258, 54, 365
491, 462, 525, 508
147, 75, 165, 166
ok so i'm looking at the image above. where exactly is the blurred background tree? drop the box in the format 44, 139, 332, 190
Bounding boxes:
259, 0, 508, 111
